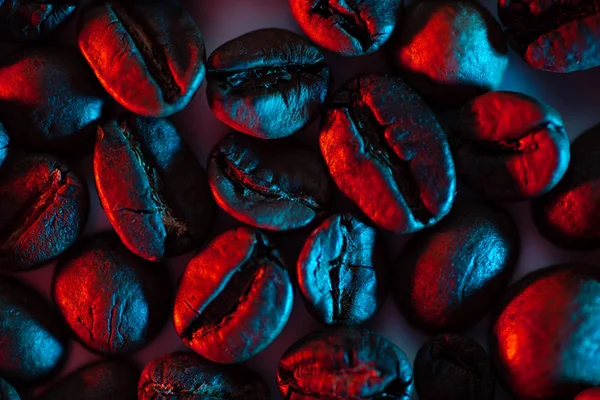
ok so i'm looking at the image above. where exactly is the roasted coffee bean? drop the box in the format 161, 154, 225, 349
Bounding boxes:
0, 1, 76, 42
453, 91, 570, 200
533, 124, 600, 249
78, 1, 205, 117
277, 328, 414, 399
38, 360, 139, 400
289, 0, 401, 56
394, 202, 519, 333
174, 227, 293, 364
576, 388, 600, 400
206, 28, 331, 139
0, 154, 88, 271
491, 264, 600, 399
208, 133, 333, 231
95, 115, 214, 261
0, 377, 20, 399
499, 0, 600, 72
53, 234, 171, 355
387, 0, 508, 107
415, 334, 495, 400
297, 213, 388, 326
320, 73, 456, 234
0, 122, 8, 171
0, 275, 68, 387
138, 351, 270, 400
0, 47, 105, 154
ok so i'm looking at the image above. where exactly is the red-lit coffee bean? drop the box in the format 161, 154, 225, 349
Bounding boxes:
0, 154, 88, 271
387, 0, 508, 107
78, 1, 205, 117
499, 0, 600, 73
491, 264, 600, 399
453, 91, 570, 200
173, 227, 293, 364
320, 73, 456, 234
577, 388, 600, 400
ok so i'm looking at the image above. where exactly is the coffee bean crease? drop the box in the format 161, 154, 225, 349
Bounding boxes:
311, 0, 374, 52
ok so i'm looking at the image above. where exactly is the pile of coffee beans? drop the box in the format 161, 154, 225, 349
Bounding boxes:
0, 0, 599, 399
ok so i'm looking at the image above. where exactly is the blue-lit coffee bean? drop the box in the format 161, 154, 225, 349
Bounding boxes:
0, 122, 8, 171
39, 360, 139, 400
394, 202, 519, 333
0, 1, 76, 42
277, 328, 414, 399
0, 154, 89, 271
0, 275, 68, 387
206, 28, 331, 139
94, 115, 214, 261
297, 213, 388, 326
491, 264, 600, 399
208, 133, 333, 231
138, 352, 270, 400
415, 334, 495, 400
0, 47, 105, 155
0, 377, 20, 399
53, 234, 171, 355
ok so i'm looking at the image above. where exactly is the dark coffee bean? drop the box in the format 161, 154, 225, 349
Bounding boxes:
0, 1, 76, 42
289, 0, 401, 56
206, 28, 331, 139
277, 328, 414, 399
394, 202, 519, 333
533, 124, 600, 249
499, 0, 600, 72
415, 334, 495, 400
387, 1, 508, 107
490, 264, 600, 399
0, 122, 8, 171
576, 388, 600, 400
174, 227, 293, 364
0, 275, 68, 387
95, 115, 214, 261
0, 154, 88, 271
453, 91, 570, 200
320, 73, 456, 234
0, 47, 105, 155
78, 1, 205, 117
38, 360, 139, 400
53, 234, 171, 355
0, 377, 20, 400
138, 351, 270, 400
208, 133, 333, 231
297, 213, 388, 326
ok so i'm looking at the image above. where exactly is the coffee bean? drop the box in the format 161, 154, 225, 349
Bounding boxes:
95, 115, 214, 261
0, 153, 88, 271
491, 264, 600, 399
0, 122, 8, 170
0, 1, 76, 42
453, 91, 570, 200
206, 28, 331, 139
576, 388, 600, 400
78, 1, 205, 117
289, 0, 401, 56
394, 202, 519, 333
208, 133, 333, 231
0, 47, 105, 155
39, 360, 139, 400
415, 334, 495, 400
0, 275, 68, 387
499, 0, 600, 73
297, 213, 388, 326
277, 328, 414, 399
387, 0, 508, 107
533, 124, 600, 249
320, 73, 456, 234
53, 234, 171, 355
0, 377, 20, 400
138, 351, 270, 400
174, 227, 293, 364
